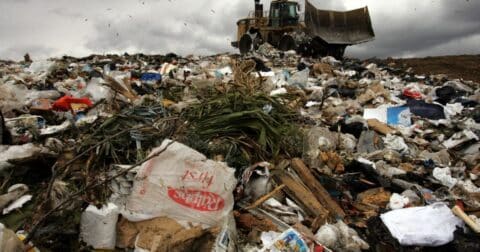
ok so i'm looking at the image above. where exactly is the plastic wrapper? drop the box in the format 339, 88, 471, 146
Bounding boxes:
261, 228, 308, 252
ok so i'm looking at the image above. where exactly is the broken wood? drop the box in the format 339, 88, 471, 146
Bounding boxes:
367, 119, 396, 135
234, 211, 280, 232
272, 170, 328, 223
104, 75, 138, 101
452, 206, 480, 233
245, 184, 286, 210
291, 158, 346, 219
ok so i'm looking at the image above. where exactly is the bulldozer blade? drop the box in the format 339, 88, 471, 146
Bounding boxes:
305, 0, 375, 45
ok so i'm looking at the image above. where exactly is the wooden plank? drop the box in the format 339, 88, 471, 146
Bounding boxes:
273, 171, 328, 223
291, 158, 346, 219
367, 119, 396, 135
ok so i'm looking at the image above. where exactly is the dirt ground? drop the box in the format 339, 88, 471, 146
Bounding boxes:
384, 55, 480, 83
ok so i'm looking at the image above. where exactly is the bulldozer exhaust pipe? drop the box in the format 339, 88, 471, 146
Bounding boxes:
254, 0, 263, 19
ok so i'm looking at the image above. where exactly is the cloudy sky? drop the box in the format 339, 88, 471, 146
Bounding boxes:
0, 0, 478, 60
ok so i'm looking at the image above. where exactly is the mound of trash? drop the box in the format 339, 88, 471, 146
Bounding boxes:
0, 48, 479, 251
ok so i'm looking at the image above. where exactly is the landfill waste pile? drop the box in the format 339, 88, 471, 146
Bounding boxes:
0, 47, 479, 251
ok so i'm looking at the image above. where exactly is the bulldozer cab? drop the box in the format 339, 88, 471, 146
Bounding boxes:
269, 1, 299, 27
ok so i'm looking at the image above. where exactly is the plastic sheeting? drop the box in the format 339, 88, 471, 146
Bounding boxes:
381, 203, 463, 246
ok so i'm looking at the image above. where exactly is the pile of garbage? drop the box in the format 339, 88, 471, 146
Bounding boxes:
0, 47, 479, 251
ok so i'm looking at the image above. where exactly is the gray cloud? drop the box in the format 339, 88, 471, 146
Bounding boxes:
48, 7, 84, 19
0, 45, 56, 60
346, 0, 480, 58
0, 0, 479, 60
84, 0, 248, 56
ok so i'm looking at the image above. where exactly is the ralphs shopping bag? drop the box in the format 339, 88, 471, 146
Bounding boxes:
125, 139, 237, 226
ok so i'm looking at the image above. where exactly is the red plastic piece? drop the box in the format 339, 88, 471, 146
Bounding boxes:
52, 96, 93, 112
403, 89, 423, 99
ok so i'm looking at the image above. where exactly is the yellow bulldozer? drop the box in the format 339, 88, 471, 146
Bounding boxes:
232, 0, 375, 58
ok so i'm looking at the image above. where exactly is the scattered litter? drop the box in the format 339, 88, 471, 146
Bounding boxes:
0, 37, 478, 251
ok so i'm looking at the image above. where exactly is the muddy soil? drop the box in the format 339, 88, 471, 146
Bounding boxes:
385, 55, 480, 83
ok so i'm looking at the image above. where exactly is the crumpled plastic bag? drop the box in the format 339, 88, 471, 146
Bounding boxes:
0, 82, 28, 113
269, 70, 290, 88
433, 167, 458, 188
0, 144, 47, 172
383, 134, 409, 154
26, 60, 55, 74
444, 103, 464, 118
380, 203, 463, 247
288, 68, 309, 88
388, 193, 409, 210
315, 220, 369, 251
85, 78, 114, 103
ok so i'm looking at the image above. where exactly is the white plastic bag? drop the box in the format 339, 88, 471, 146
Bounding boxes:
384, 134, 409, 154
0, 144, 45, 172
214, 66, 233, 78
26, 60, 55, 74
86, 78, 113, 102
0, 82, 28, 112
269, 71, 289, 88
380, 203, 463, 246
315, 220, 369, 251
270, 88, 287, 96
388, 193, 409, 210
432, 167, 458, 188
287, 69, 309, 88
80, 203, 119, 250
125, 140, 237, 227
